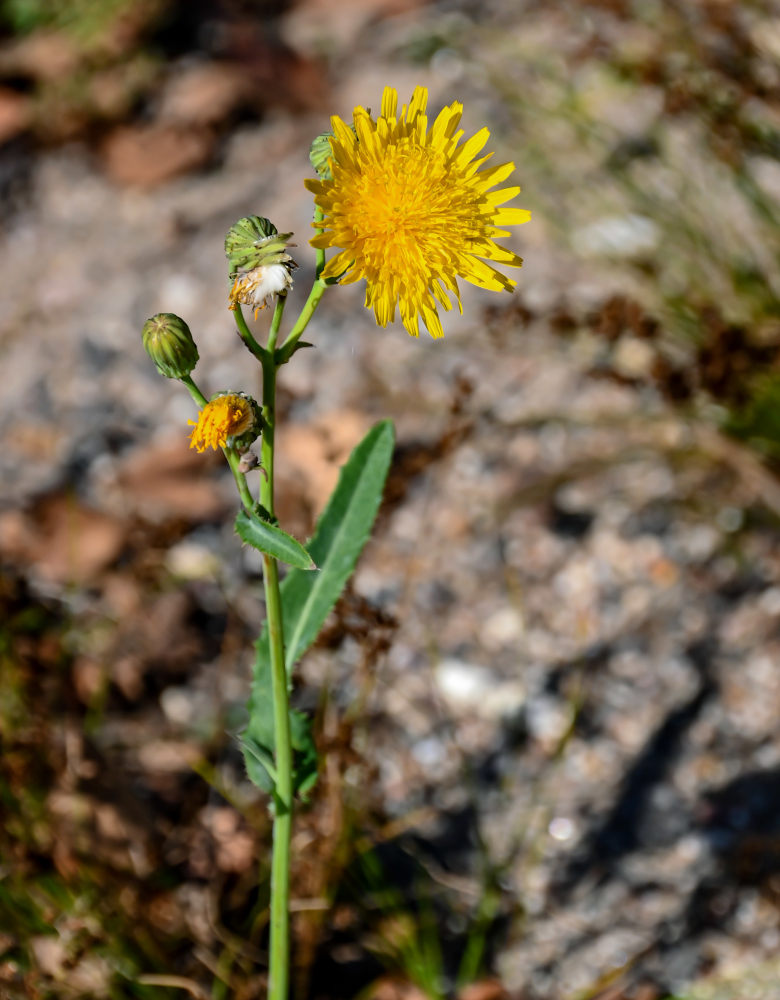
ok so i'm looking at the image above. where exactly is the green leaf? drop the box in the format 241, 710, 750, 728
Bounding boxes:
242, 663, 276, 793
235, 510, 316, 570
241, 419, 395, 796
289, 710, 319, 801
263, 418, 394, 672
240, 733, 276, 792
241, 664, 318, 800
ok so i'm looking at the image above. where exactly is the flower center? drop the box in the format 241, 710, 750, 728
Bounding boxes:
338, 141, 480, 282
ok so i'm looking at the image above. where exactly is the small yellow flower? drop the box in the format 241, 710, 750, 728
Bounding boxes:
188, 393, 256, 453
305, 86, 531, 339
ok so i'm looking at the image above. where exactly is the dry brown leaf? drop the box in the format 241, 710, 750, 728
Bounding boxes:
458, 980, 511, 1000
0, 30, 81, 83
102, 123, 215, 187
0, 495, 125, 584
278, 409, 369, 513
114, 434, 228, 522
364, 977, 430, 1000
72, 657, 106, 703
0, 88, 31, 144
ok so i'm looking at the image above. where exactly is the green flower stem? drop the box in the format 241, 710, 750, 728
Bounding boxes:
313, 205, 326, 279
263, 549, 291, 1000
277, 278, 327, 359
225, 449, 256, 514
180, 373, 208, 408
275, 208, 327, 362
269, 294, 287, 347
180, 374, 255, 513
259, 306, 293, 1000
262, 311, 280, 502
234, 304, 269, 362
197, 241, 326, 998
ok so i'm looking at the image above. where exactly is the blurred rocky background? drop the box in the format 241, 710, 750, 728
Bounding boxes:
1, 1, 780, 998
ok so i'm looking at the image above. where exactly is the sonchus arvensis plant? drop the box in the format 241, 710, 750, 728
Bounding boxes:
141, 86, 528, 1000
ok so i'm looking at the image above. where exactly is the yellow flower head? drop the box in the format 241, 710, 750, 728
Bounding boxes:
188, 393, 257, 453
305, 86, 531, 339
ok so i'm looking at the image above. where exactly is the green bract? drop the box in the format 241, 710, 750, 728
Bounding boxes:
224, 216, 296, 278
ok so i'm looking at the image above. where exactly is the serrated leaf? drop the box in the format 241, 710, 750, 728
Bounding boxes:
240, 733, 276, 792
241, 669, 319, 798
242, 659, 275, 792
235, 510, 316, 570
289, 709, 318, 802
241, 419, 395, 798
264, 418, 395, 673
276, 340, 315, 365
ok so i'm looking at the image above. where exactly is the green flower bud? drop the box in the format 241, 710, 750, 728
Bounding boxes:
142, 312, 199, 379
224, 216, 296, 279
309, 126, 357, 180
309, 131, 335, 180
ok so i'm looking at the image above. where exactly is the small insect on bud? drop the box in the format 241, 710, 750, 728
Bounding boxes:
142, 312, 199, 379
238, 450, 259, 474
188, 391, 264, 454
225, 216, 298, 318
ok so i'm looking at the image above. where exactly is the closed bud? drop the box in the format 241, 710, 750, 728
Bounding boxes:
142, 312, 199, 379
309, 131, 335, 180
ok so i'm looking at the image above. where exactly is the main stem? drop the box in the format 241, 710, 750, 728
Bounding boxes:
235, 270, 327, 996
259, 300, 294, 1000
